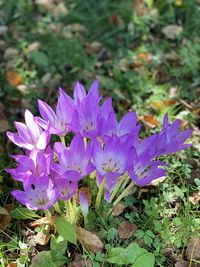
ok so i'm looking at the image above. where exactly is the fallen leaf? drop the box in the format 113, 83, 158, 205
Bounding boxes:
0, 120, 9, 132
63, 23, 88, 35
151, 99, 177, 111
75, 227, 104, 253
7, 262, 17, 267
69, 254, 92, 267
109, 14, 124, 27
6, 71, 22, 87
112, 203, 125, 216
137, 52, 152, 63
0, 204, 12, 231
135, 0, 149, 16
33, 230, 51, 246
78, 187, 92, 206
29, 217, 50, 228
51, 2, 68, 18
169, 87, 178, 98
162, 25, 183, 40
150, 176, 166, 186
140, 115, 159, 129
175, 0, 183, 6
0, 25, 8, 35
175, 261, 188, 267
189, 192, 200, 205
118, 222, 137, 239
85, 42, 103, 54
28, 42, 40, 52
186, 237, 200, 260
4, 48, 19, 60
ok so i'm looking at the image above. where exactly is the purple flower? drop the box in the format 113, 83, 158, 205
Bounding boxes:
73, 80, 102, 104
103, 111, 141, 142
36, 88, 74, 136
73, 94, 100, 138
133, 114, 192, 159
129, 152, 167, 186
53, 134, 93, 181
156, 113, 192, 155
129, 113, 192, 186
92, 136, 133, 201
7, 110, 50, 150
12, 175, 59, 210
79, 192, 88, 214
54, 178, 77, 201
6, 148, 53, 181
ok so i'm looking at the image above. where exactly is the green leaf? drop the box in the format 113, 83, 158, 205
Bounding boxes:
30, 251, 67, 267
10, 207, 39, 219
29, 51, 49, 68
106, 243, 146, 265
55, 217, 77, 245
50, 235, 68, 260
132, 252, 155, 267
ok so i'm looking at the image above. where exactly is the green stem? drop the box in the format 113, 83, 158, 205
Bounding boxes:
60, 135, 65, 145
95, 178, 105, 210
53, 202, 61, 214
44, 210, 53, 225
120, 175, 130, 192
66, 200, 74, 224
110, 173, 128, 203
107, 182, 136, 218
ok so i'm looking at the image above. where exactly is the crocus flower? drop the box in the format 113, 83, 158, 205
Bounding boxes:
73, 80, 102, 104
7, 110, 49, 150
73, 94, 100, 138
102, 111, 141, 143
92, 136, 133, 201
156, 113, 192, 155
36, 88, 74, 136
54, 178, 77, 201
52, 134, 93, 181
129, 152, 167, 186
6, 148, 53, 181
133, 113, 192, 159
12, 175, 59, 210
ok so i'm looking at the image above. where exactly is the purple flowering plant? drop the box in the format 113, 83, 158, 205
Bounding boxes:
6, 80, 192, 224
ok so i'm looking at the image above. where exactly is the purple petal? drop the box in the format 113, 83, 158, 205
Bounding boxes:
79, 192, 88, 214
74, 81, 86, 103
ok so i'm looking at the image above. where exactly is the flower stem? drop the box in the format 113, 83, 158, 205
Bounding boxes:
95, 179, 105, 210
66, 200, 74, 224
107, 182, 136, 218
53, 202, 61, 214
110, 173, 128, 202
60, 136, 65, 145
44, 210, 53, 225
120, 175, 130, 192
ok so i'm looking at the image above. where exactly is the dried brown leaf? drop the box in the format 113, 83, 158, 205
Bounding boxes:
7, 263, 17, 267
189, 192, 200, 205
0, 205, 12, 231
75, 227, 104, 253
118, 222, 137, 239
69, 254, 92, 267
186, 237, 200, 260
111, 203, 125, 216
175, 261, 188, 267
85, 42, 103, 54
6, 71, 22, 87
162, 25, 183, 40
0, 120, 9, 132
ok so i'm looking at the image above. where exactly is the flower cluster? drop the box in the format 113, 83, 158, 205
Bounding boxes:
6, 80, 192, 210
